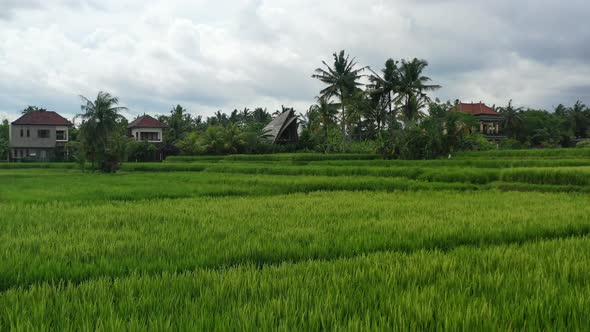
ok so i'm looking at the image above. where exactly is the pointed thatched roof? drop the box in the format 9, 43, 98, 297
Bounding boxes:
262, 110, 298, 144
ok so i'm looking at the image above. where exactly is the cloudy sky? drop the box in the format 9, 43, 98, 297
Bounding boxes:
0, 0, 588, 122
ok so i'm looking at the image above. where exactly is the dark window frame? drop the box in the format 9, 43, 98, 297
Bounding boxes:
140, 132, 160, 141
37, 129, 50, 139
56, 130, 66, 140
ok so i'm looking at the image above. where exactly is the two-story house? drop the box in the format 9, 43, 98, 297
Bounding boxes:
128, 114, 168, 161
9, 111, 73, 161
128, 115, 167, 143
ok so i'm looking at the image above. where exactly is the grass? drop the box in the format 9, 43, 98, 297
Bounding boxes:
1, 149, 590, 329
2, 237, 590, 330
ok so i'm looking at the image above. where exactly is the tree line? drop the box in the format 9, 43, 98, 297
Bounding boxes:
1, 50, 590, 167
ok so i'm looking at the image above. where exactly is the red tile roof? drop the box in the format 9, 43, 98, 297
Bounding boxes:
453, 103, 500, 116
128, 115, 167, 128
12, 111, 73, 126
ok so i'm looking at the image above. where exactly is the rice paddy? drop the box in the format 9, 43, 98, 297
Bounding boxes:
1, 149, 589, 330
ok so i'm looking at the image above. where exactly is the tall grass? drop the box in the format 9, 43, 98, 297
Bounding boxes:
455, 147, 590, 159
1, 150, 590, 329
1, 237, 590, 330
0, 191, 589, 290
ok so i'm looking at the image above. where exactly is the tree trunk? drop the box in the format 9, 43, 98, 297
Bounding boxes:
341, 96, 346, 139
388, 92, 392, 115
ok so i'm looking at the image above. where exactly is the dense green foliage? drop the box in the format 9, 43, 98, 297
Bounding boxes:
75, 92, 129, 172
0, 150, 590, 329
0, 119, 8, 161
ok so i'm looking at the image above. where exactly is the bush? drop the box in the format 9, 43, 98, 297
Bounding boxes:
499, 139, 525, 150
576, 139, 590, 148
458, 133, 495, 151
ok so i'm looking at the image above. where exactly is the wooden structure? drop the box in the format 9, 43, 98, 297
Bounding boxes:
262, 110, 299, 144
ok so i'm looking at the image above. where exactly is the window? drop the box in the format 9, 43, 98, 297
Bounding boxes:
37, 129, 50, 138
27, 129, 30, 137
140, 132, 160, 141
20, 129, 23, 137
56, 130, 66, 141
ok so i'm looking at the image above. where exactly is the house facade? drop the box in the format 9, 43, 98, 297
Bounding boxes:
453, 102, 505, 139
128, 115, 168, 161
128, 115, 167, 143
9, 111, 73, 161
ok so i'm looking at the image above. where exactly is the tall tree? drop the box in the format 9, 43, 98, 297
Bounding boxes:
498, 100, 524, 137
309, 96, 339, 144
566, 100, 590, 138
76, 91, 128, 172
399, 94, 426, 124
22, 106, 47, 114
159, 105, 195, 144
397, 58, 441, 124
312, 50, 367, 137
0, 119, 9, 160
369, 59, 400, 116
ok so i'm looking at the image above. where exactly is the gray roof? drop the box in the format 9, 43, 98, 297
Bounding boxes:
262, 110, 297, 143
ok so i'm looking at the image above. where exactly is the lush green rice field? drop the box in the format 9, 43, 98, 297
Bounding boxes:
1, 150, 589, 330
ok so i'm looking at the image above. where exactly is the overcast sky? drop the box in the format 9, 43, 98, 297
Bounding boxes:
1, 0, 589, 122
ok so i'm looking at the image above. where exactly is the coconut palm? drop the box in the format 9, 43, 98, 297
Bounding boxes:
76, 91, 128, 171
22, 106, 47, 114
567, 100, 590, 138
399, 94, 427, 124
498, 100, 523, 137
368, 58, 400, 116
312, 50, 367, 136
310, 96, 339, 142
397, 58, 441, 124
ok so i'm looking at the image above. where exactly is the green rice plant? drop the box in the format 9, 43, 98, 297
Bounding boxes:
120, 163, 208, 172
500, 167, 590, 186
1, 150, 590, 329
165, 153, 380, 163
494, 182, 590, 193
455, 148, 590, 159
1, 237, 590, 330
1, 191, 589, 290
0, 162, 78, 169
310, 158, 590, 169
0, 170, 478, 204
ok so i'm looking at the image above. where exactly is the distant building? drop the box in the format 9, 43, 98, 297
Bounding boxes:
128, 115, 167, 143
452, 102, 505, 139
128, 114, 168, 161
9, 111, 73, 161
262, 110, 299, 144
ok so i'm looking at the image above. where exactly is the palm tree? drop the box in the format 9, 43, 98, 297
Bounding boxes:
252, 108, 272, 125
161, 104, 193, 143
310, 96, 339, 143
368, 59, 400, 116
76, 91, 127, 170
567, 100, 590, 138
498, 100, 523, 137
312, 50, 367, 137
22, 106, 47, 114
397, 58, 441, 124
399, 94, 426, 124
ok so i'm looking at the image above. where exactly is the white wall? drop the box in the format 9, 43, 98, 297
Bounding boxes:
130, 128, 163, 142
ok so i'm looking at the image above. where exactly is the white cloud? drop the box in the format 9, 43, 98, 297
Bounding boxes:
0, 0, 589, 122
